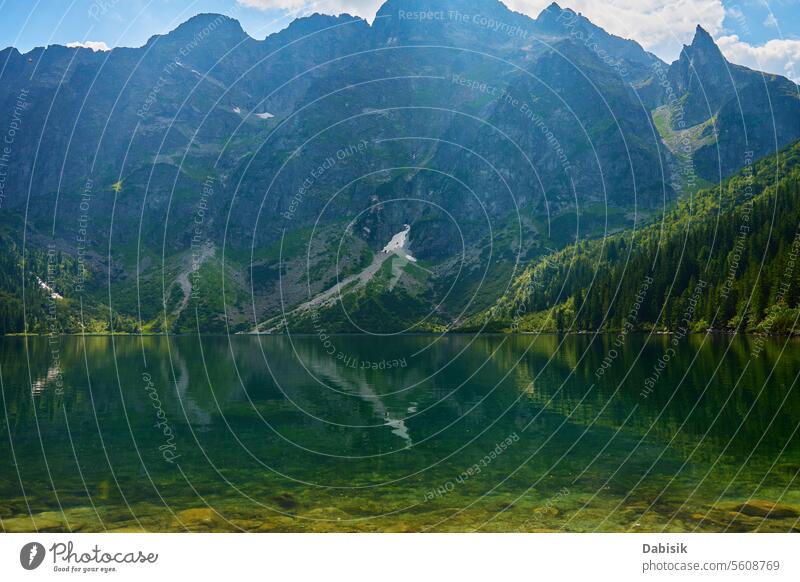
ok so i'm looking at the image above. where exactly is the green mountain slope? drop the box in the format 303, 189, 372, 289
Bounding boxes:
468, 139, 800, 334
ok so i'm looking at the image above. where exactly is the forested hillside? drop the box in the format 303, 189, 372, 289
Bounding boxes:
469, 140, 800, 334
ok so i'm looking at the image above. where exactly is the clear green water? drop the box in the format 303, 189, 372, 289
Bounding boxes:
1, 334, 799, 532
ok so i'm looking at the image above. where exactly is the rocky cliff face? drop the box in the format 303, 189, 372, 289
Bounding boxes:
664, 25, 800, 181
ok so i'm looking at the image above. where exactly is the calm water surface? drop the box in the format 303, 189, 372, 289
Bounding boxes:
1, 334, 799, 532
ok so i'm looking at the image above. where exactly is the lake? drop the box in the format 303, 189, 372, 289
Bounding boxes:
1, 334, 799, 532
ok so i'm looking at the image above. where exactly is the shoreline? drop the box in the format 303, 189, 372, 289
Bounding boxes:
5, 330, 800, 338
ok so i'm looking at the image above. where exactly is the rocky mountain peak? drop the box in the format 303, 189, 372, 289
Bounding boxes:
275, 12, 363, 38
681, 24, 725, 66
535, 1, 579, 30
165, 13, 248, 43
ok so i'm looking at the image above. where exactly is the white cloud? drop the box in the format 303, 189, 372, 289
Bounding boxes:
504, 0, 727, 60
240, 0, 728, 60
717, 34, 800, 82
66, 40, 111, 51
234, 0, 800, 81
237, 0, 382, 16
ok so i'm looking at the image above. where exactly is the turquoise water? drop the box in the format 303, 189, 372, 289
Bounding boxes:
1, 334, 799, 532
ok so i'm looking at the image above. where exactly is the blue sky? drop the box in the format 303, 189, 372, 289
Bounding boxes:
0, 0, 295, 51
0, 0, 798, 80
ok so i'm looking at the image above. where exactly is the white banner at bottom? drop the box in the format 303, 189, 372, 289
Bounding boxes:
1, 533, 797, 581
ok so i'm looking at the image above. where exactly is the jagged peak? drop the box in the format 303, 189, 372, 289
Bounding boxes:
691, 25, 713, 44
535, 2, 593, 35
152, 13, 249, 45
686, 24, 722, 53
678, 23, 725, 67
537, 2, 575, 19
281, 12, 362, 31
266, 12, 365, 43
177, 13, 243, 31
693, 24, 713, 40
539, 1, 571, 18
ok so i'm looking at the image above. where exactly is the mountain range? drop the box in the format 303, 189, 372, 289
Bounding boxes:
0, 0, 798, 334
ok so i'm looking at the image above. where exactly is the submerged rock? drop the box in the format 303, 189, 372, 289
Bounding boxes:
175, 507, 227, 529
534, 505, 560, 518
2, 513, 64, 532
270, 492, 298, 510
732, 500, 799, 519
